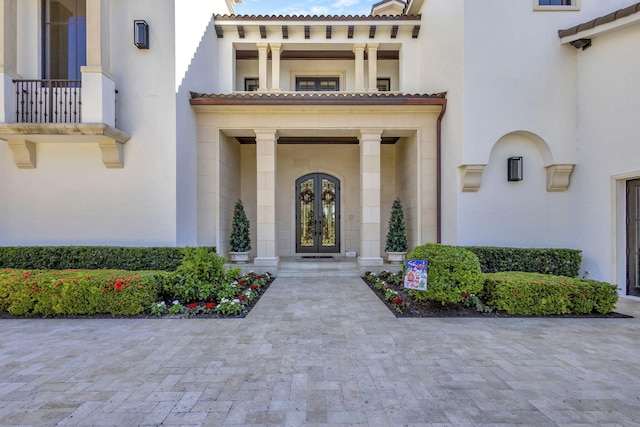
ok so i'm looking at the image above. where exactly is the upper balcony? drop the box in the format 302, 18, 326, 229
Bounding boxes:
212, 14, 422, 94
0, 0, 130, 169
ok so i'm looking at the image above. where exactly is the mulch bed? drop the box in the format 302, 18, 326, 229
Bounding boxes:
363, 276, 632, 319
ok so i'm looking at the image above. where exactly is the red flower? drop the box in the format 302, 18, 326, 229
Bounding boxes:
237, 295, 246, 301
250, 284, 260, 289
460, 292, 470, 298
238, 280, 246, 286
188, 302, 199, 310
393, 297, 404, 305
114, 279, 125, 291
204, 302, 216, 310
512, 291, 518, 296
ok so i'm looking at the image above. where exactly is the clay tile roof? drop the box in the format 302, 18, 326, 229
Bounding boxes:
558, 2, 640, 38
214, 14, 421, 21
189, 91, 446, 105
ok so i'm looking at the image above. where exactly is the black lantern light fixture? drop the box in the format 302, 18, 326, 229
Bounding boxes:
507, 156, 523, 181
134, 20, 149, 49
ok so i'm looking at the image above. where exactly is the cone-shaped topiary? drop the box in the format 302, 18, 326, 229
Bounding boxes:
385, 198, 408, 253
229, 200, 251, 252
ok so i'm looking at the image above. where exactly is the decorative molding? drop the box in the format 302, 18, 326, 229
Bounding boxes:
0, 123, 130, 168
7, 139, 36, 169
459, 164, 486, 192
98, 140, 125, 168
546, 164, 575, 192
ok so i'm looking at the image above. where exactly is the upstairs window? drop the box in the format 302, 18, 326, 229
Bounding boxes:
377, 78, 391, 92
296, 77, 339, 92
534, 0, 579, 10
42, 0, 86, 80
245, 78, 259, 91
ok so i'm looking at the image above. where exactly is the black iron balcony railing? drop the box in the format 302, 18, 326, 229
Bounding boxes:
14, 79, 81, 124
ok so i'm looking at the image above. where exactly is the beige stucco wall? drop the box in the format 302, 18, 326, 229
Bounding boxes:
276, 144, 360, 256
395, 135, 418, 250
218, 134, 241, 256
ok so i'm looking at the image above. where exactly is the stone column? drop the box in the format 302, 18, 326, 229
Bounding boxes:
353, 43, 366, 92
358, 129, 383, 267
254, 129, 279, 268
257, 43, 269, 92
270, 43, 281, 92
0, 0, 17, 123
82, 0, 116, 126
367, 43, 379, 92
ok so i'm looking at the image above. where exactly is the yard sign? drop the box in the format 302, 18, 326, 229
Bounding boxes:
404, 259, 428, 291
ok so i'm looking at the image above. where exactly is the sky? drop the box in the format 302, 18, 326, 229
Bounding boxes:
235, 0, 375, 16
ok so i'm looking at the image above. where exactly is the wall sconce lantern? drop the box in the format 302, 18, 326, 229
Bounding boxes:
507, 156, 523, 181
134, 20, 149, 49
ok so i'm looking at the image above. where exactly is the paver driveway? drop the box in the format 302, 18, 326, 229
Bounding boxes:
1, 277, 640, 426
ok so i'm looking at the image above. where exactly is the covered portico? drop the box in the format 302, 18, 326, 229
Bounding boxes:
190, 92, 446, 273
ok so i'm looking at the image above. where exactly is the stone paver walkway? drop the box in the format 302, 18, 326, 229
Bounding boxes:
1, 277, 640, 426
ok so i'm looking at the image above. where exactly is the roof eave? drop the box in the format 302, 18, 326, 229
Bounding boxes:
558, 2, 640, 43
189, 92, 446, 107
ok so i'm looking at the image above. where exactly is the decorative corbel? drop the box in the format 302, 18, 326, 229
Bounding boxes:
546, 164, 575, 192
98, 140, 125, 168
7, 139, 36, 169
459, 164, 486, 192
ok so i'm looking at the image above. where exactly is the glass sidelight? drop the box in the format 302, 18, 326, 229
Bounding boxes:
628, 179, 640, 296
296, 173, 340, 253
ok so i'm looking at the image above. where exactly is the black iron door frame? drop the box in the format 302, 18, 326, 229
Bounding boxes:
627, 179, 640, 296
295, 173, 340, 254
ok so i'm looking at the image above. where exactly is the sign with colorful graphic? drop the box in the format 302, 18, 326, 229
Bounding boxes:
404, 260, 428, 291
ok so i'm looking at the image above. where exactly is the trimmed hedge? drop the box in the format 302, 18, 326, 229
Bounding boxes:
0, 269, 165, 316
0, 246, 216, 271
465, 246, 581, 277
405, 243, 484, 304
482, 272, 618, 315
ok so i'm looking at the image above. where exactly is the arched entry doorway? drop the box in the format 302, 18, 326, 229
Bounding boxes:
295, 173, 340, 254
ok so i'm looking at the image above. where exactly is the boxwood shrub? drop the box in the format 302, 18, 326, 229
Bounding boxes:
482, 272, 618, 315
465, 246, 581, 277
0, 268, 165, 316
405, 243, 484, 304
0, 246, 215, 271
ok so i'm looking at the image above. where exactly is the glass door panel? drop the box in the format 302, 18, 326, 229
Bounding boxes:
296, 173, 340, 253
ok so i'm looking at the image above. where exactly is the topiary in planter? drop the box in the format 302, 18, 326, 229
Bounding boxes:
385, 198, 408, 255
229, 200, 251, 253
405, 243, 483, 304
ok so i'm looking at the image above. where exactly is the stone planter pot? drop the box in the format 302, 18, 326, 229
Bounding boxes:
386, 251, 407, 264
229, 251, 250, 263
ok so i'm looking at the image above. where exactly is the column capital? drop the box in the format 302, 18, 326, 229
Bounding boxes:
254, 129, 279, 141
353, 43, 366, 52
269, 42, 282, 50
366, 43, 379, 50
358, 129, 383, 141
256, 42, 269, 50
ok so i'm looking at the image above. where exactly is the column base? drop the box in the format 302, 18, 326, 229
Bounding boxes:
253, 257, 280, 268
357, 257, 384, 268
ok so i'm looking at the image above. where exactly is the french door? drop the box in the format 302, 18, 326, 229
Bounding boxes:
296, 173, 340, 253
627, 179, 640, 296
